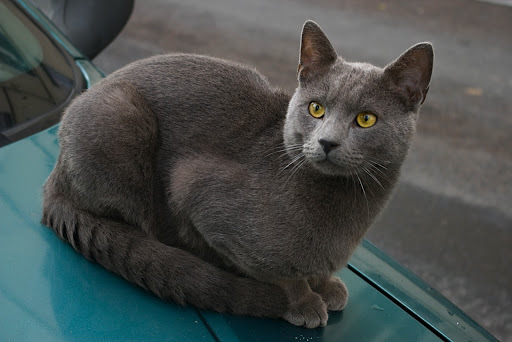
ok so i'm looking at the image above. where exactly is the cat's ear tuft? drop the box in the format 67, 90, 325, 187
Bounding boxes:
298, 20, 337, 81
384, 42, 434, 108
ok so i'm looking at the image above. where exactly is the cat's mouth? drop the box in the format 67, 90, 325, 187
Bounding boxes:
301, 149, 364, 177
311, 157, 358, 177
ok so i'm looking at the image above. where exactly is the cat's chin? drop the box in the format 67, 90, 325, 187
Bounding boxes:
310, 159, 356, 177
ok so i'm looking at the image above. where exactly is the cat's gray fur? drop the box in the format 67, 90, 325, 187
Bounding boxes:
42, 21, 433, 328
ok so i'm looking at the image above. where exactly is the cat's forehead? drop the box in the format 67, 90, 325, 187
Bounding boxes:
325, 61, 382, 102
297, 60, 385, 108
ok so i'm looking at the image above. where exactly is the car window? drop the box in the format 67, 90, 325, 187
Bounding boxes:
0, 0, 75, 144
0, 3, 43, 82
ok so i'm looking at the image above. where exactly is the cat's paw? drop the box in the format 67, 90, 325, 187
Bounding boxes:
310, 276, 348, 311
283, 292, 328, 328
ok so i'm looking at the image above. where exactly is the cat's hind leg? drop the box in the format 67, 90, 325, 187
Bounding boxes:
55, 80, 159, 236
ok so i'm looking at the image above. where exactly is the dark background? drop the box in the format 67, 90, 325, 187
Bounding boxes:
91, 0, 511, 340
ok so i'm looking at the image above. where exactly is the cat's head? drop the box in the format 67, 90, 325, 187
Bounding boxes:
284, 21, 433, 177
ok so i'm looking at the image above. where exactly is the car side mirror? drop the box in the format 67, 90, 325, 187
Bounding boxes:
31, 0, 134, 59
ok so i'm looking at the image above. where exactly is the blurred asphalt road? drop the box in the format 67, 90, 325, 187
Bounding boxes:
92, 0, 512, 339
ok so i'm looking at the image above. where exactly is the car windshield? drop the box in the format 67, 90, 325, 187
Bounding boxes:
0, 0, 75, 144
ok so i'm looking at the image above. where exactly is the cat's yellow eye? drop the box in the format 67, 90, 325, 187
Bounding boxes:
309, 102, 325, 118
356, 113, 377, 128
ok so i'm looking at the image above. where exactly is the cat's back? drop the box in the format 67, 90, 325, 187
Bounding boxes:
108, 53, 280, 116
98, 53, 289, 152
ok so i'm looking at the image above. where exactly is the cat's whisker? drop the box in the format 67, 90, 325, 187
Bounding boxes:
260, 143, 301, 155
283, 157, 307, 189
367, 162, 390, 184
349, 168, 359, 208
258, 143, 284, 155
369, 162, 394, 185
262, 144, 303, 159
354, 172, 370, 219
265, 146, 302, 158
263, 144, 301, 155
275, 151, 296, 160
282, 152, 305, 171
276, 152, 304, 177
362, 165, 385, 190
266, 143, 302, 152
367, 155, 390, 162
373, 162, 389, 171
273, 152, 301, 164
367, 157, 391, 169
367, 162, 386, 175
360, 169, 377, 202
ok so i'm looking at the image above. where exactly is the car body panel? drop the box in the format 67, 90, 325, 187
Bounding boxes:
348, 240, 498, 342
75, 59, 105, 87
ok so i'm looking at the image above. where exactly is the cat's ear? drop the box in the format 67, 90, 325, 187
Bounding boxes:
384, 42, 434, 108
298, 20, 337, 81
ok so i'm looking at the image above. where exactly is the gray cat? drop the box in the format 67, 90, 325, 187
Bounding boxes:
42, 21, 433, 328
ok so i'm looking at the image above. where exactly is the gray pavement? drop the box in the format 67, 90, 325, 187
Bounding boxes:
93, 0, 512, 339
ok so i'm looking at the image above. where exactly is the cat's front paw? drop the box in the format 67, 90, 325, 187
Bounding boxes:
283, 292, 328, 328
309, 275, 348, 311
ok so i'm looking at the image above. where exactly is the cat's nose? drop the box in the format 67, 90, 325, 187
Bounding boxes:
318, 139, 339, 155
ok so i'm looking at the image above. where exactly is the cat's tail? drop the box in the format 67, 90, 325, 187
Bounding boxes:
41, 192, 288, 318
